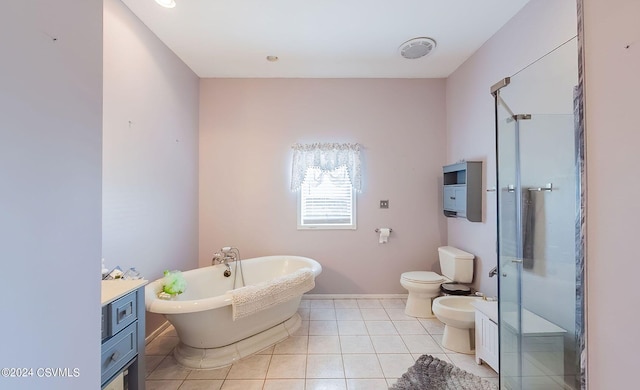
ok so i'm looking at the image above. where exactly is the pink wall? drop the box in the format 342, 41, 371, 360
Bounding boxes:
103, 0, 200, 333
583, 0, 640, 386
199, 78, 447, 293
0, 1, 102, 387
446, 0, 578, 297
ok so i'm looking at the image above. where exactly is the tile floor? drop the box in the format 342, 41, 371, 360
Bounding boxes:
145, 298, 498, 390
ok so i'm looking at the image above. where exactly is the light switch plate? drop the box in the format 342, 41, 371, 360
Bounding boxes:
380, 200, 389, 209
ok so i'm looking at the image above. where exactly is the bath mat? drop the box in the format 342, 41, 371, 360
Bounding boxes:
389, 354, 498, 390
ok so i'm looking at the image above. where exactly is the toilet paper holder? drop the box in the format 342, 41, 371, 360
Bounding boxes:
374, 228, 393, 233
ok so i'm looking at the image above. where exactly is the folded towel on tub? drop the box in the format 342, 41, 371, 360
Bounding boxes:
229, 267, 315, 321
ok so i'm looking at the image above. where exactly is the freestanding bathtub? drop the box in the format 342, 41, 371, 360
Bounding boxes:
145, 255, 322, 369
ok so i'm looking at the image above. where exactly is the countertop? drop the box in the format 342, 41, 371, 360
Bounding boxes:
471, 300, 566, 336
471, 300, 498, 322
101, 279, 148, 306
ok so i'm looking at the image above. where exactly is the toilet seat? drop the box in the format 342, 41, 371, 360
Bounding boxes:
401, 271, 445, 284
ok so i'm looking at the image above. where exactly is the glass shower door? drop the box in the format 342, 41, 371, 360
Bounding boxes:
495, 37, 580, 390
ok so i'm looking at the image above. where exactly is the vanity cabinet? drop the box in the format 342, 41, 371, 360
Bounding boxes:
443, 161, 482, 222
473, 305, 499, 372
101, 280, 147, 390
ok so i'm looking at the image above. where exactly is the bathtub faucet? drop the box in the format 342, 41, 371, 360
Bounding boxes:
212, 247, 242, 281
212, 247, 237, 265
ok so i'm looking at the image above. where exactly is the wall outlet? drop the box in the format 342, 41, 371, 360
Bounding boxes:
380, 200, 389, 209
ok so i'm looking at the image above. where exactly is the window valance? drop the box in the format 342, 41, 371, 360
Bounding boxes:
291, 143, 362, 192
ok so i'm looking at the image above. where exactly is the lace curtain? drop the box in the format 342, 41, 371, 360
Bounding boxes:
291, 143, 362, 192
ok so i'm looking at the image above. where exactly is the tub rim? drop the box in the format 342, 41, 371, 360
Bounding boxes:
145, 255, 321, 315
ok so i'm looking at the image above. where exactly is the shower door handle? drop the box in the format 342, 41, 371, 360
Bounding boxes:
511, 258, 523, 263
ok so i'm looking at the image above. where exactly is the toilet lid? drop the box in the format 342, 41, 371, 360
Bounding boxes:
401, 271, 445, 284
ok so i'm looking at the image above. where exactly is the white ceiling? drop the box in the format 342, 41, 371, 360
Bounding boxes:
121, 0, 530, 78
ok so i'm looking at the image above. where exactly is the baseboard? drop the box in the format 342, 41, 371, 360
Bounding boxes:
303, 293, 408, 299
145, 320, 171, 345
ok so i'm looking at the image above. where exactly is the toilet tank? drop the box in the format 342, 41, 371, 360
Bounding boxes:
438, 246, 475, 283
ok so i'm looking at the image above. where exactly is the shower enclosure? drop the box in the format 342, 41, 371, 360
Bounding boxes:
492, 35, 585, 390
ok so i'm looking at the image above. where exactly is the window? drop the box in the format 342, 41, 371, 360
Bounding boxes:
290, 143, 361, 230
298, 166, 356, 229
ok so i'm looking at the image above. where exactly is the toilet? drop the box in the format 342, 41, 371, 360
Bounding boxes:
432, 295, 481, 354
400, 246, 475, 318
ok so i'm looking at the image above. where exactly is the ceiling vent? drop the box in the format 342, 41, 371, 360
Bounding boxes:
398, 37, 437, 59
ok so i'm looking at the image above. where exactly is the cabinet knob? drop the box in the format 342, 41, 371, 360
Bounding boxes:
110, 351, 120, 362
450, 196, 455, 200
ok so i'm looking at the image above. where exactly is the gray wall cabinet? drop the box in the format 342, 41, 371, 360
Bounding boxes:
443, 161, 482, 222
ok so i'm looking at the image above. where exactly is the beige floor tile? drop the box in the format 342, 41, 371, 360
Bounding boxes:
292, 320, 309, 336
309, 320, 338, 335
145, 379, 182, 390
342, 354, 384, 378
401, 334, 444, 354
335, 308, 363, 321
370, 335, 409, 354
337, 321, 368, 335
347, 378, 390, 390
273, 335, 308, 354
310, 299, 335, 308
447, 353, 498, 378
186, 365, 230, 380
360, 308, 389, 320
376, 354, 415, 378
256, 345, 275, 355
334, 299, 359, 309
306, 354, 345, 378
393, 320, 428, 335
308, 335, 341, 354
365, 320, 398, 335
226, 354, 271, 379
385, 308, 417, 321
299, 299, 311, 308
339, 335, 375, 354
146, 355, 166, 377
263, 378, 306, 390
266, 355, 307, 379
418, 318, 445, 334
148, 356, 191, 380
310, 308, 337, 321
297, 308, 310, 320
145, 298, 501, 387
356, 299, 382, 309
178, 379, 224, 390
306, 378, 347, 390
219, 379, 264, 390
386, 378, 400, 387
379, 299, 406, 309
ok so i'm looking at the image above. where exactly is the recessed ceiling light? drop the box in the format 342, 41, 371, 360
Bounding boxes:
398, 37, 437, 59
155, 0, 176, 8
266, 56, 279, 62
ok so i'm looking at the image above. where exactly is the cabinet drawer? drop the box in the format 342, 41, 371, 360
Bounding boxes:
101, 322, 137, 385
107, 291, 138, 337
